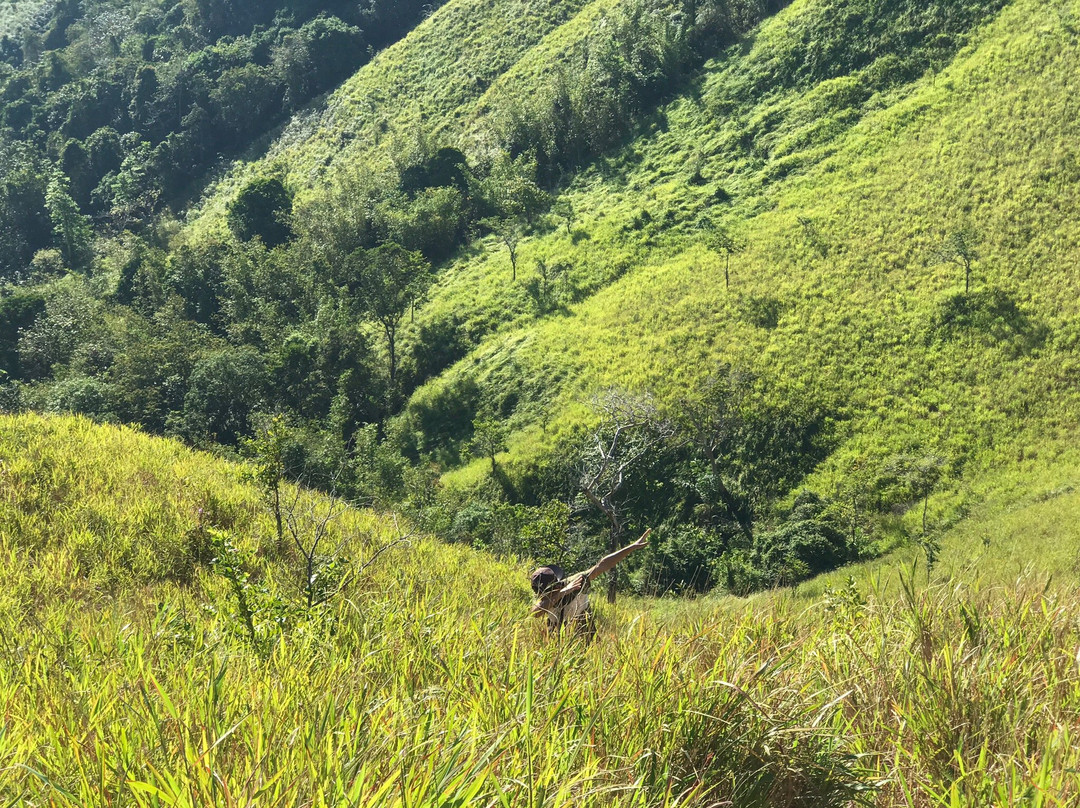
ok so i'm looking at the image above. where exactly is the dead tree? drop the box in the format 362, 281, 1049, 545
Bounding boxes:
282, 473, 410, 609
579, 390, 673, 603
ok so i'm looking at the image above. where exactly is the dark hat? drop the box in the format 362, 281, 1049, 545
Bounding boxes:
529, 564, 566, 595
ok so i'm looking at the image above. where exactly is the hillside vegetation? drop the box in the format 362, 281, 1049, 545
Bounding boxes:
2, 413, 1080, 805
3, 0, 1080, 591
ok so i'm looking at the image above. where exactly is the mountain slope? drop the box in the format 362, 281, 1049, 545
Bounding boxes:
2, 413, 1080, 804
184, 0, 603, 236
403, 0, 1080, 510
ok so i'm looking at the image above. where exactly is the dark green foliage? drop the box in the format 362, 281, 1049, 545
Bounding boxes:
0, 0, 447, 253
107, 308, 213, 433
721, 492, 852, 595
178, 347, 268, 445
400, 147, 471, 197
410, 315, 470, 385
632, 524, 731, 594
740, 294, 786, 329
165, 242, 227, 326
0, 143, 51, 280
402, 376, 482, 464
0, 289, 45, 379
44, 376, 113, 420
227, 177, 294, 248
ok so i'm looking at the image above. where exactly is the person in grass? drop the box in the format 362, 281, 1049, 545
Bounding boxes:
530, 530, 651, 635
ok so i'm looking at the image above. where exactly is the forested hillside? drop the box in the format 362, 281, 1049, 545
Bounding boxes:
0, 0, 447, 277
3, 0, 1080, 597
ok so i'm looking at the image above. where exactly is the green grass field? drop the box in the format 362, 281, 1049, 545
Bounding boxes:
2, 413, 1079, 805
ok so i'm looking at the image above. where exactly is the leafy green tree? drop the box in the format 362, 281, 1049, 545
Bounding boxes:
45, 174, 93, 271
878, 453, 947, 538
676, 367, 757, 542
92, 139, 161, 232
484, 150, 548, 222
704, 222, 745, 290
179, 347, 268, 445
351, 242, 433, 388
107, 305, 211, 432
469, 415, 507, 476
0, 145, 51, 279
483, 216, 524, 281
553, 198, 574, 235
0, 289, 45, 380
525, 258, 567, 314
243, 413, 291, 551
17, 278, 101, 378
227, 176, 294, 248
211, 64, 280, 142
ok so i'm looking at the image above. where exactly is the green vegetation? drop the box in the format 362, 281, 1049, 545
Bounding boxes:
2, 413, 1079, 804
0, 0, 448, 277
5, 0, 1080, 595
4, 0, 1080, 800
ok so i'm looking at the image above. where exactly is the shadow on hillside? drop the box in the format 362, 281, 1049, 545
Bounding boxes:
925, 288, 1050, 357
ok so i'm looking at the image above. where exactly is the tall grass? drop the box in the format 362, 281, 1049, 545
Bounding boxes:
1, 414, 1079, 805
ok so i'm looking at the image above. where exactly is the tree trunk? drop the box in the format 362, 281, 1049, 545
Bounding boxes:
273, 482, 284, 551
386, 325, 397, 384
607, 525, 619, 604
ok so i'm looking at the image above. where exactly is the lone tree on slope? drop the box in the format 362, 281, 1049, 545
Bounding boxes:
704, 222, 745, 290
931, 227, 980, 294
484, 216, 524, 281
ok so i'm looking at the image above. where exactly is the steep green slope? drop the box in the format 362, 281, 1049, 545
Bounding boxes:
3, 413, 1080, 804
185, 0, 601, 236
7, 0, 1078, 595
406, 0, 1080, 513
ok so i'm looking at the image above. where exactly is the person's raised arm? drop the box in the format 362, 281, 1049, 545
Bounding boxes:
585, 529, 652, 581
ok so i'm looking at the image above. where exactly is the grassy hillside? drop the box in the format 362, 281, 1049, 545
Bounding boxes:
2, 413, 1080, 805
400, 0, 1080, 505
4, 0, 1076, 598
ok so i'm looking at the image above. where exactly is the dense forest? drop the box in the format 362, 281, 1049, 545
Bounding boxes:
0, 0, 448, 276
0, 0, 1065, 598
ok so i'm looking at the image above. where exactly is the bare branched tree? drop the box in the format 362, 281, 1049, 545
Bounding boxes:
579, 390, 674, 603
930, 227, 979, 293
282, 482, 412, 609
